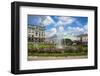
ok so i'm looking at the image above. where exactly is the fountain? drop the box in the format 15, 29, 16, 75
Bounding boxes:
56, 25, 64, 49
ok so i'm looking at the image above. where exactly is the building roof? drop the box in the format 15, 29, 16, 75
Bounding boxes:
28, 24, 45, 30
63, 35, 77, 41
77, 34, 88, 37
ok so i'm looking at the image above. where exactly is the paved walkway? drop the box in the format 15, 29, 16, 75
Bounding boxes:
28, 56, 88, 61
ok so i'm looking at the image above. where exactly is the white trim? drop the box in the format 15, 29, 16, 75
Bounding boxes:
20, 6, 95, 70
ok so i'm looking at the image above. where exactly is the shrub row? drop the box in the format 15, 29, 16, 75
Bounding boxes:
28, 46, 87, 54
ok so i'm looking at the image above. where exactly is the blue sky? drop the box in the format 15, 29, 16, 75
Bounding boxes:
28, 15, 88, 38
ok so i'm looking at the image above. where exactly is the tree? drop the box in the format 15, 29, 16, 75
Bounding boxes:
64, 38, 73, 45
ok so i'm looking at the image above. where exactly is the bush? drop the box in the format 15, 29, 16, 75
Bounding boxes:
28, 42, 88, 56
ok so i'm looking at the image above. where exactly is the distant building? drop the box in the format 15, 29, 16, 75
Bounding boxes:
28, 25, 45, 43
45, 34, 57, 44
63, 35, 78, 41
77, 34, 88, 45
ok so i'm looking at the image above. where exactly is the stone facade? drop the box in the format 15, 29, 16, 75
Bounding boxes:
77, 34, 88, 45
28, 25, 45, 43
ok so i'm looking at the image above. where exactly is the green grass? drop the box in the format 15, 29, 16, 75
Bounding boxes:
28, 42, 55, 49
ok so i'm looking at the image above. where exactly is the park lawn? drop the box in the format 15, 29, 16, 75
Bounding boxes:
28, 42, 55, 49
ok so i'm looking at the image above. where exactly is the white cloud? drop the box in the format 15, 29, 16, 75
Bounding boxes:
42, 16, 76, 27
54, 16, 76, 28
83, 25, 88, 34
68, 26, 85, 33
42, 16, 55, 26
51, 28, 57, 33
75, 21, 88, 34
59, 26, 64, 32
45, 28, 57, 38
58, 17, 76, 25
84, 25, 88, 30
36, 16, 42, 24
66, 26, 87, 36
44, 16, 88, 39
75, 21, 83, 26
76, 27, 84, 32
54, 20, 62, 27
